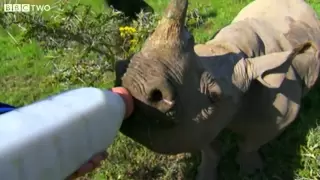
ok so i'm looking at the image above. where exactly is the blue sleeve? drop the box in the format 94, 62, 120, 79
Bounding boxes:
0, 102, 16, 114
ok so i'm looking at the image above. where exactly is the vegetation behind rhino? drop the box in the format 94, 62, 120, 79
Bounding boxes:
115, 0, 320, 179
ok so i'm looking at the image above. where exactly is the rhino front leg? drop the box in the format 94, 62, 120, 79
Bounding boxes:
236, 139, 264, 174
196, 141, 221, 180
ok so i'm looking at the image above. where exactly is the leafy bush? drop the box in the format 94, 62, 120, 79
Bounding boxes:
0, 1, 206, 88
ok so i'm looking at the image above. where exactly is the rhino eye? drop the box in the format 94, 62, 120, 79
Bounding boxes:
149, 89, 163, 103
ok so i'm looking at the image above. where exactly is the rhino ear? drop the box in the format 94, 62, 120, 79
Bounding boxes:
301, 50, 320, 89
246, 42, 318, 88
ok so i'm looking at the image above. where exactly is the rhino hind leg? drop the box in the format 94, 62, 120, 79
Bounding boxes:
196, 141, 221, 180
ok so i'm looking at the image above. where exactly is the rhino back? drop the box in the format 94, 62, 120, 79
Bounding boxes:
206, 19, 289, 57
203, 0, 320, 56
232, 0, 319, 34
202, 16, 320, 81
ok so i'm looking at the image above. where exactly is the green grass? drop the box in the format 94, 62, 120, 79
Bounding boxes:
1, 0, 320, 179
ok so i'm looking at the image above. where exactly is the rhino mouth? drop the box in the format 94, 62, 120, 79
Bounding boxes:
119, 112, 172, 153
119, 98, 188, 154
122, 97, 178, 129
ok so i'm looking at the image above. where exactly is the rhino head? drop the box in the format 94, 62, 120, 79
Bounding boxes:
116, 0, 314, 154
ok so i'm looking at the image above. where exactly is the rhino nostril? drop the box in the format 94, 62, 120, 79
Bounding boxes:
149, 89, 163, 103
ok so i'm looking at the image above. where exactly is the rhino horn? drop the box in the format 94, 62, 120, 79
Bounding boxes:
142, 0, 191, 51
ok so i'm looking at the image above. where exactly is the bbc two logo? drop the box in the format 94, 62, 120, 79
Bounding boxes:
3, 4, 51, 12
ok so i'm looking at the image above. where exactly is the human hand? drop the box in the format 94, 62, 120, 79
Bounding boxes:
67, 151, 108, 179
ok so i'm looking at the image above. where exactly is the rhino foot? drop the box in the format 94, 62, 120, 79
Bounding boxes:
196, 166, 218, 180
196, 141, 221, 180
236, 150, 264, 174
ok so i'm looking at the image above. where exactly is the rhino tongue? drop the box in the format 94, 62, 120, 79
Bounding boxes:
111, 87, 134, 119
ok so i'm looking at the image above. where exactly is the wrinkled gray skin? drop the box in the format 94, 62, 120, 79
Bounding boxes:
115, 0, 320, 179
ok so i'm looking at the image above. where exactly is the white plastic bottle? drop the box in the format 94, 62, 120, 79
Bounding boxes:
0, 87, 126, 180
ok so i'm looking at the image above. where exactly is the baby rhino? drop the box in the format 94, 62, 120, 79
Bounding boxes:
115, 0, 320, 179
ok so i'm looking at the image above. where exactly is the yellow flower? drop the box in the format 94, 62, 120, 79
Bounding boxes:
119, 27, 124, 31
130, 28, 137, 33
130, 39, 138, 44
